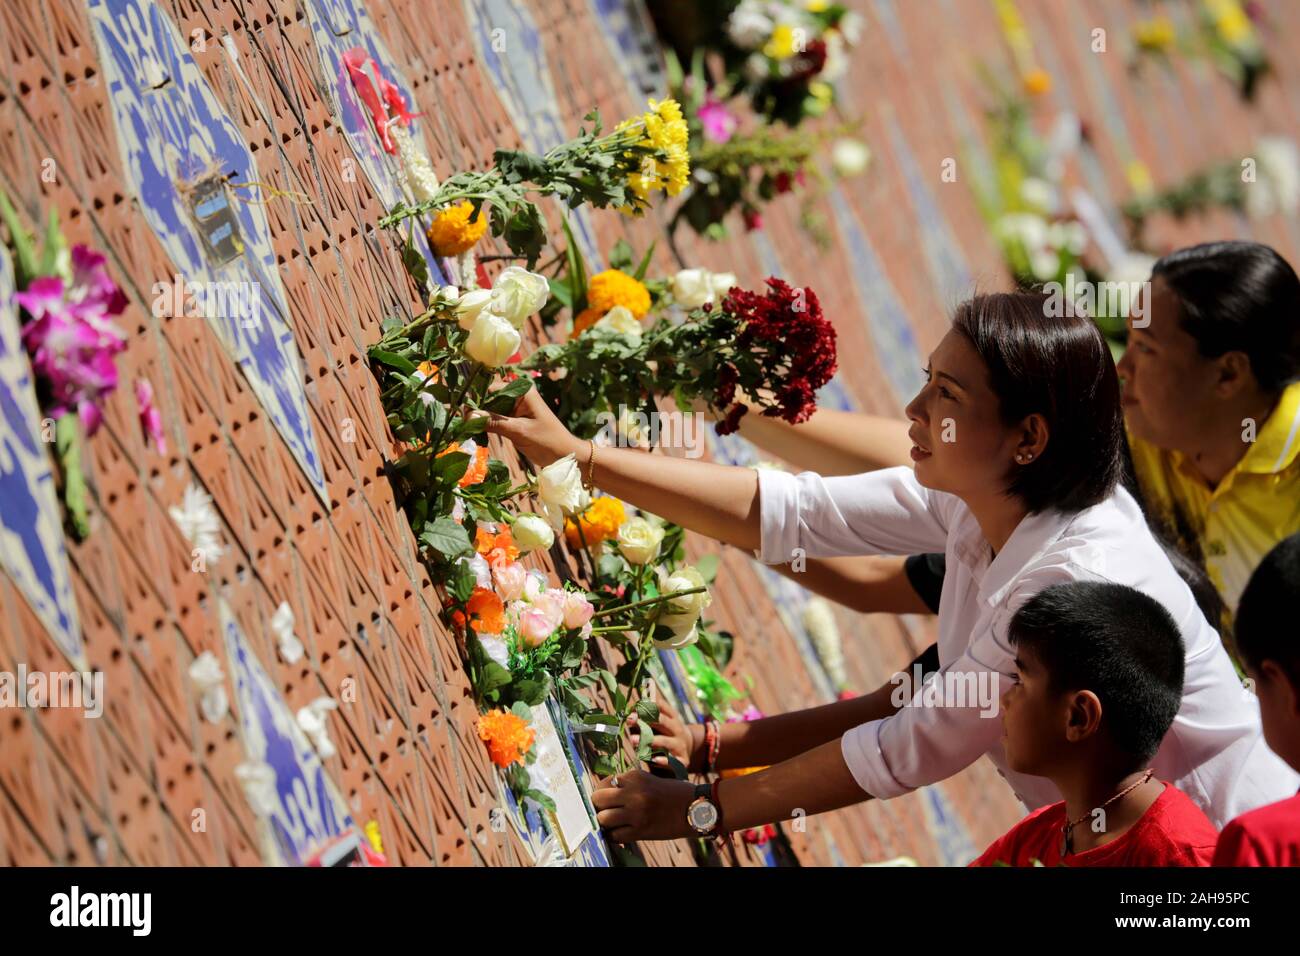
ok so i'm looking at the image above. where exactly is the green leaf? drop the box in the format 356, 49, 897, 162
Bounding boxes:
478, 661, 513, 694
38, 208, 65, 278
523, 789, 557, 813
401, 232, 430, 292
632, 240, 657, 282
420, 515, 472, 559
694, 553, 720, 585
369, 349, 418, 374
513, 675, 551, 706
432, 450, 470, 484
447, 559, 477, 602
0, 189, 39, 283
480, 376, 534, 414
510, 700, 533, 722
634, 699, 660, 724
55, 415, 90, 540
608, 238, 634, 273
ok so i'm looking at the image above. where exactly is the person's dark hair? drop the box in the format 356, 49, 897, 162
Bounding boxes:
1009, 582, 1185, 766
1235, 532, 1300, 687
953, 292, 1123, 514
1152, 241, 1300, 394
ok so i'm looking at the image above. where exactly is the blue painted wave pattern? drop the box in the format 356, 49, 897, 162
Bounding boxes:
87, 0, 326, 501
0, 249, 83, 666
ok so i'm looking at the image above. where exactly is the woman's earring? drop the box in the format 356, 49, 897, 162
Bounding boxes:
1015, 453, 1025, 463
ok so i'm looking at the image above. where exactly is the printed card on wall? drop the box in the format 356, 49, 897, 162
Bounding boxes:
528, 702, 595, 857
0, 247, 83, 668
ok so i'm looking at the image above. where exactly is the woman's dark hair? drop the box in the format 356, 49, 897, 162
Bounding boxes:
953, 292, 1124, 514
1152, 241, 1300, 394
1009, 581, 1185, 767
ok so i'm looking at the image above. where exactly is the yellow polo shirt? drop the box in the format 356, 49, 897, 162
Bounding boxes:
1128, 382, 1300, 614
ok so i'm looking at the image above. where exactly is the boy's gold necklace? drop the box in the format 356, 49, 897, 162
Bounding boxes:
1060, 769, 1155, 857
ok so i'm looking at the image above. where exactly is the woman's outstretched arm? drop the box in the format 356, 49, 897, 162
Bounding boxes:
732, 407, 914, 476
484, 387, 764, 552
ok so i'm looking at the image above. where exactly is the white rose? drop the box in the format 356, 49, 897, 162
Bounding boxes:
616, 517, 665, 566
655, 566, 712, 637
709, 272, 737, 301
536, 454, 590, 529
1019, 177, 1058, 215
653, 623, 699, 650
671, 268, 716, 309
726, 1, 773, 49
489, 266, 550, 328
453, 288, 494, 330
463, 311, 520, 367
1246, 136, 1300, 220
512, 513, 555, 553
593, 304, 643, 341
831, 138, 872, 178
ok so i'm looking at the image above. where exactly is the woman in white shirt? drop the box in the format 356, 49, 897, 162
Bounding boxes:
486, 292, 1296, 842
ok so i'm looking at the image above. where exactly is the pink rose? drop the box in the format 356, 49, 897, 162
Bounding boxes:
523, 570, 547, 601
492, 562, 527, 602
561, 591, 594, 630
518, 607, 559, 647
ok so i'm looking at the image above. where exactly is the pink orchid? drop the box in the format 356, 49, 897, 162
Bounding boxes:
135, 378, 167, 455
697, 94, 738, 144
15, 247, 129, 437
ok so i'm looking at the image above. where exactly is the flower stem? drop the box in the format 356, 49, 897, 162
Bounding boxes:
590, 586, 705, 619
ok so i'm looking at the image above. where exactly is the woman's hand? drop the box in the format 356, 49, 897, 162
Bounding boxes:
483, 384, 585, 468
627, 697, 704, 773
591, 771, 697, 843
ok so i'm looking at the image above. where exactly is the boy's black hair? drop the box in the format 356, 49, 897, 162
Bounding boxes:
1152, 241, 1300, 394
1235, 532, 1300, 686
1009, 581, 1185, 766
953, 293, 1124, 515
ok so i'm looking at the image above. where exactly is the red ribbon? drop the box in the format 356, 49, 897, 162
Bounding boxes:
342, 47, 419, 155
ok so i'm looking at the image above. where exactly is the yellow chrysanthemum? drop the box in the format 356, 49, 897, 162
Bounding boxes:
565, 496, 627, 548
764, 24, 798, 60
1022, 68, 1053, 97
477, 708, 535, 768
1214, 5, 1252, 46
426, 201, 489, 256
587, 270, 651, 319
1133, 16, 1176, 52
616, 98, 691, 212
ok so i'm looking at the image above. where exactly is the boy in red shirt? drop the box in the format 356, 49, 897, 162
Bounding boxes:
1214, 533, 1300, 867
971, 582, 1219, 867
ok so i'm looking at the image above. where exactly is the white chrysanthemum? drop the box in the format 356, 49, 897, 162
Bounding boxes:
391, 123, 441, 205
1245, 136, 1300, 220
170, 483, 226, 566
296, 696, 339, 759
270, 601, 304, 664
802, 597, 847, 690
726, 0, 774, 49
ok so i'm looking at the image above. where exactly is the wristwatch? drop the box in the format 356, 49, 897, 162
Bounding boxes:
686, 783, 720, 836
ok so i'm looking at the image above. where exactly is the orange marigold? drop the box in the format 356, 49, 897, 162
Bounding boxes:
564, 496, 627, 548
451, 586, 506, 634
569, 306, 604, 340
1022, 68, 1052, 97
587, 269, 651, 319
426, 201, 489, 256
477, 708, 535, 768
475, 525, 520, 564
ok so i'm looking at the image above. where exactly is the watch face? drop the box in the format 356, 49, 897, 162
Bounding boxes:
689, 800, 719, 832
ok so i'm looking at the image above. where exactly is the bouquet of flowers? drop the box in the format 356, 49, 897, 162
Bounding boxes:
380, 98, 690, 276
1129, 1, 1269, 102
525, 236, 838, 439
1, 191, 151, 539
1122, 135, 1299, 237
664, 50, 866, 244
970, 78, 1090, 288
652, 0, 861, 128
